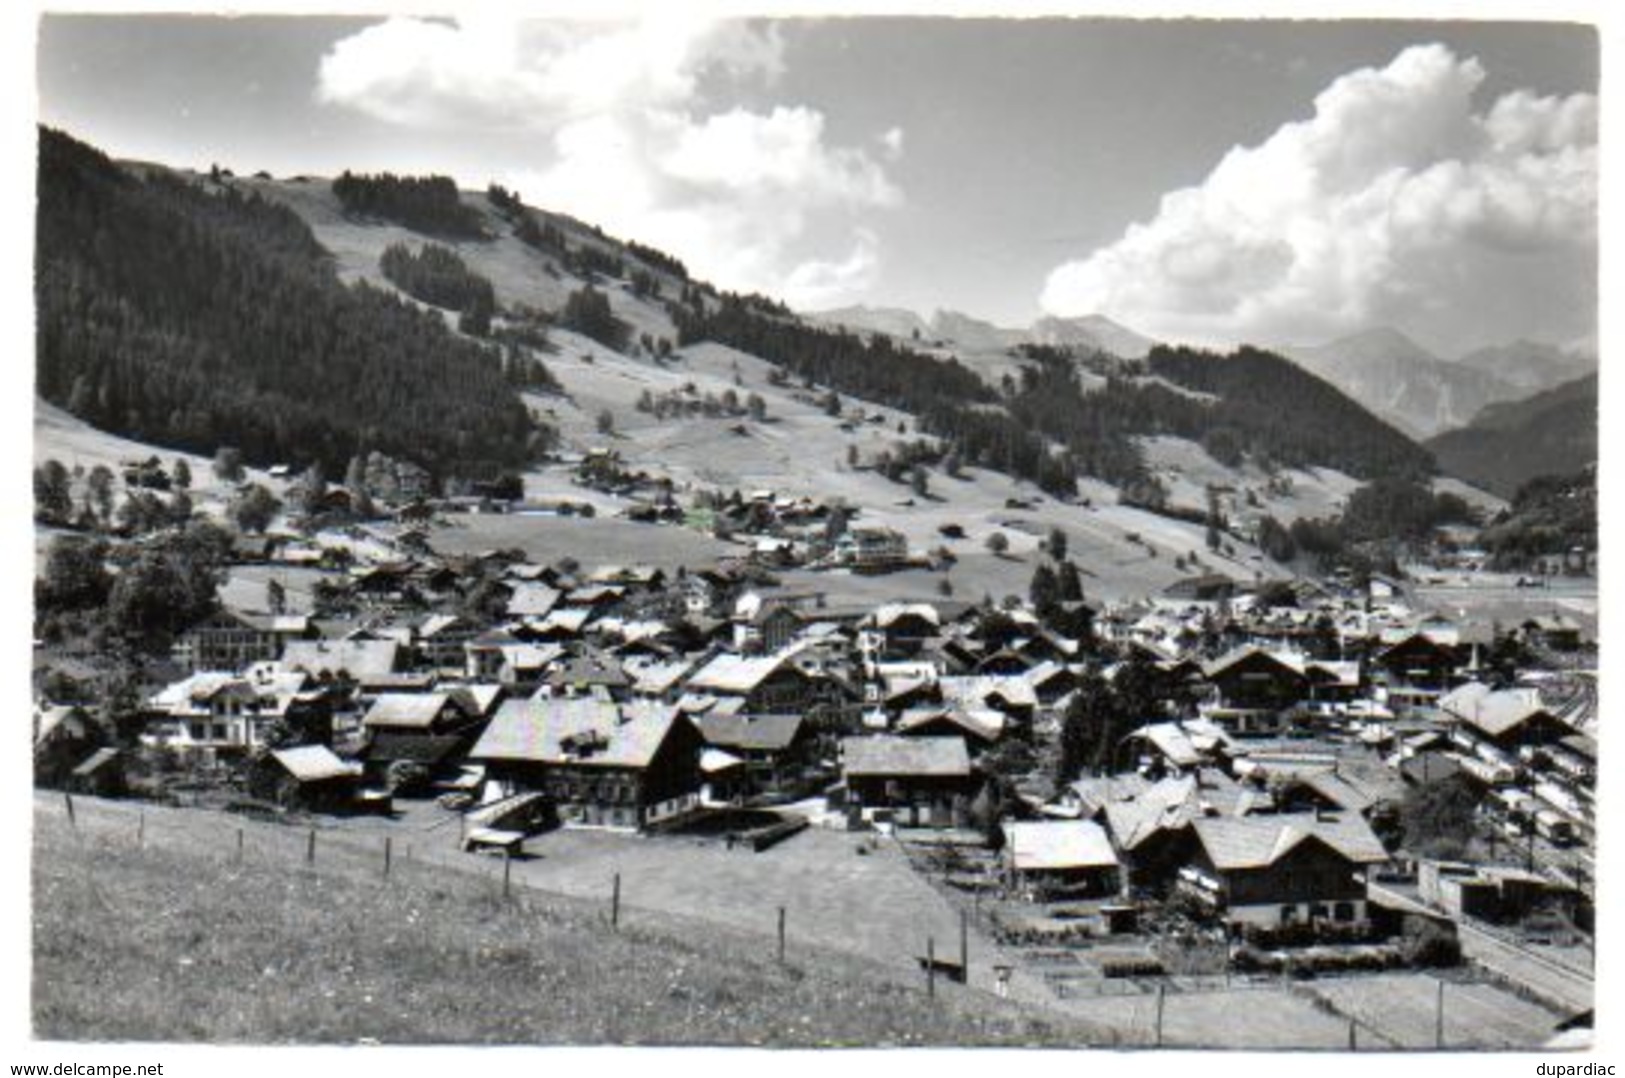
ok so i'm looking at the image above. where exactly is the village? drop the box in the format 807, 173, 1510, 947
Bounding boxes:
31, 450, 1597, 1047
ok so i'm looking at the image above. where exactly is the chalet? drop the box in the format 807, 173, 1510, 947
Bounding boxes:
416, 614, 483, 671
1200, 647, 1309, 734
471, 698, 705, 830
249, 744, 364, 813
34, 704, 100, 788
1124, 722, 1205, 773
349, 562, 420, 606
505, 582, 562, 620
464, 629, 520, 680
1179, 812, 1389, 929
1303, 660, 1363, 705
1399, 751, 1464, 787
141, 668, 318, 756
523, 606, 598, 641
685, 650, 836, 714
1441, 683, 1574, 753
833, 527, 909, 570
693, 712, 818, 794
1001, 820, 1121, 898
840, 735, 977, 828
282, 638, 404, 685
683, 569, 742, 618
1164, 573, 1238, 604
976, 647, 1035, 676
1373, 632, 1460, 693
1522, 616, 1584, 652
1099, 776, 1203, 894
1026, 661, 1081, 705
735, 600, 808, 654
545, 651, 632, 700
624, 655, 699, 702
359, 691, 485, 783
1269, 765, 1405, 821
174, 610, 316, 672
894, 706, 1005, 751
465, 637, 563, 689
937, 675, 1038, 730
859, 603, 942, 660
66, 747, 126, 798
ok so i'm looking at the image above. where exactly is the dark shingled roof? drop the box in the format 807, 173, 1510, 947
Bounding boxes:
361, 732, 468, 766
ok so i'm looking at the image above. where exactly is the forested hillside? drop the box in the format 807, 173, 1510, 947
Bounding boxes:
1142, 346, 1436, 479
1425, 373, 1597, 498
1479, 468, 1596, 567
671, 291, 1434, 501
35, 127, 546, 483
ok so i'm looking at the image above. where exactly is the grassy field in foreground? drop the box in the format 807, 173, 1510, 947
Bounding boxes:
32, 802, 1096, 1046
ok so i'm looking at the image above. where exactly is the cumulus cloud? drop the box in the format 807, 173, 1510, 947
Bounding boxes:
317, 16, 899, 306
781, 228, 882, 310
1039, 44, 1597, 353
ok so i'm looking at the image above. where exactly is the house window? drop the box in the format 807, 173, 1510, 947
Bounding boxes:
1280, 905, 1298, 925
1333, 902, 1355, 922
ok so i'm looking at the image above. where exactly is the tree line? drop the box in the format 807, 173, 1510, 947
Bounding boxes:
378, 242, 497, 335
332, 170, 487, 239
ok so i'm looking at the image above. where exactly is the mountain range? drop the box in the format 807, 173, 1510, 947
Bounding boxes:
1276, 328, 1596, 441
813, 306, 1594, 448
809, 306, 1154, 359
1425, 372, 1599, 498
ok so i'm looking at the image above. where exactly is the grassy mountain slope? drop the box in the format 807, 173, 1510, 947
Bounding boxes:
33, 799, 1084, 1046
37, 131, 1484, 600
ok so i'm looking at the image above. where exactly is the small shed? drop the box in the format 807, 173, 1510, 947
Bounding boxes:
254, 744, 364, 813
1001, 819, 1122, 898
67, 747, 125, 798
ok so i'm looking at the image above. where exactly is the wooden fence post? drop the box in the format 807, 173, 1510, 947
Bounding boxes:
960, 909, 969, 983
137, 811, 144, 849
926, 937, 936, 999
63, 792, 76, 830
383, 837, 392, 878
236, 827, 244, 864
1435, 979, 1445, 1049
611, 872, 621, 929
503, 850, 513, 900
777, 906, 787, 965
1349, 1018, 1357, 1051
1154, 982, 1166, 1047
306, 828, 316, 866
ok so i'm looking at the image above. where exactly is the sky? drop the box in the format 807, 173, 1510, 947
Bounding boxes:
35, 12, 1598, 356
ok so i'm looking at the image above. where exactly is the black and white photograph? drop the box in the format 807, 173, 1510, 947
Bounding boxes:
16, 0, 1608, 1062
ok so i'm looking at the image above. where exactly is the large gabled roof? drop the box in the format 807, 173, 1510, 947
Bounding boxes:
1201, 645, 1307, 681
686, 649, 804, 694
1191, 812, 1388, 871
841, 735, 970, 778
695, 712, 805, 752
471, 697, 684, 769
